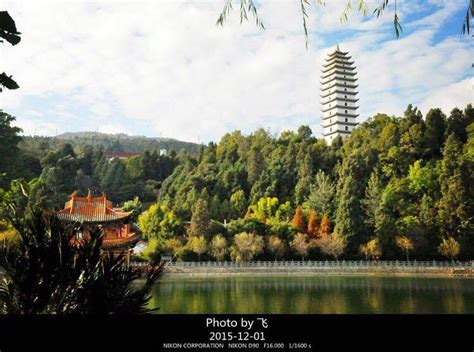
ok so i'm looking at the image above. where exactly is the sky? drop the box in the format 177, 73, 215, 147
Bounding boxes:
1, 0, 472, 143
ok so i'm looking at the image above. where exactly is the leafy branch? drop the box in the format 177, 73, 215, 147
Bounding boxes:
0, 11, 21, 92
216, 0, 265, 29
217, 0, 472, 47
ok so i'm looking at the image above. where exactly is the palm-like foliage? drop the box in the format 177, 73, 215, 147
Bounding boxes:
0, 192, 161, 314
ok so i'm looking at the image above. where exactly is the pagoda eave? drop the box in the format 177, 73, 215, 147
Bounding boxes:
320, 77, 358, 85
322, 97, 359, 104
320, 83, 359, 91
323, 60, 354, 68
321, 64, 356, 74
323, 121, 359, 128
323, 130, 352, 137
321, 105, 359, 113
320, 90, 358, 98
322, 113, 359, 120
102, 233, 142, 250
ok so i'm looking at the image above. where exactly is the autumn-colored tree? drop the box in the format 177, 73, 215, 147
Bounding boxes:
316, 232, 347, 261
319, 214, 331, 237
267, 235, 285, 260
359, 239, 382, 260
438, 237, 460, 262
209, 234, 228, 261
290, 233, 310, 261
307, 209, 319, 239
187, 235, 207, 261
230, 232, 264, 262
291, 207, 306, 234
395, 236, 414, 261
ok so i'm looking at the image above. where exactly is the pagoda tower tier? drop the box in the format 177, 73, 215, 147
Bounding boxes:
320, 46, 359, 143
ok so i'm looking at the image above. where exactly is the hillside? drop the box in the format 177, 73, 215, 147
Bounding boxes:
22, 131, 201, 155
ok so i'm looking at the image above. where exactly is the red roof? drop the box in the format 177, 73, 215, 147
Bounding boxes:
57, 192, 132, 223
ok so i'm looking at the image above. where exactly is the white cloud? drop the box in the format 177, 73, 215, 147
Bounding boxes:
1, 0, 471, 142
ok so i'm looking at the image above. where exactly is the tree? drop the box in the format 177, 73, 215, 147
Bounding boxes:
297, 125, 312, 140
291, 207, 306, 233
188, 199, 211, 238
138, 202, 183, 245
247, 145, 265, 185
438, 237, 460, 262
290, 233, 310, 261
230, 189, 247, 219
122, 196, 143, 222
359, 239, 382, 260
0, 192, 161, 314
306, 170, 335, 218
306, 209, 319, 239
395, 236, 414, 261
0, 11, 21, 91
267, 235, 285, 260
164, 237, 184, 259
335, 152, 367, 251
0, 112, 22, 187
209, 234, 228, 261
319, 214, 331, 237
437, 134, 471, 239
187, 235, 207, 261
424, 108, 446, 157
316, 232, 347, 260
230, 232, 264, 262
361, 171, 383, 235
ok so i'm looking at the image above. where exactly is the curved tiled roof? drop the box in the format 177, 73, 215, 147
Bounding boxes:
57, 192, 132, 223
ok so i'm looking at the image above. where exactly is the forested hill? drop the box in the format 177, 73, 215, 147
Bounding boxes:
21, 131, 200, 155
1, 104, 473, 261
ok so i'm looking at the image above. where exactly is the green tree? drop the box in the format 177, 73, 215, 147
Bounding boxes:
306, 170, 335, 218
188, 199, 211, 238
247, 145, 265, 185
424, 108, 446, 157
0, 112, 22, 187
122, 196, 143, 222
230, 189, 247, 219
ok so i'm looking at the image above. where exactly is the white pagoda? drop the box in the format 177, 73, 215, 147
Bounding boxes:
320, 46, 359, 143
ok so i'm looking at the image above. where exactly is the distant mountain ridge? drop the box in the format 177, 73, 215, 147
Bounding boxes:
29, 131, 201, 154
55, 131, 185, 142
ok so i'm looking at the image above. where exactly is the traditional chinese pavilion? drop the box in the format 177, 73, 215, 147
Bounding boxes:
57, 191, 141, 264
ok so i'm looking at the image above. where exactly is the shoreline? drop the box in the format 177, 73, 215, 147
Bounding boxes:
160, 267, 474, 278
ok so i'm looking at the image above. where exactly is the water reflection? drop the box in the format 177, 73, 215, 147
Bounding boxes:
149, 275, 474, 314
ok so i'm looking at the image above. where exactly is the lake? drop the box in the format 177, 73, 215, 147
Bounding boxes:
148, 275, 474, 314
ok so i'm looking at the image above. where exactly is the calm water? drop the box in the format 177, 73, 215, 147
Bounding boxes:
148, 275, 474, 314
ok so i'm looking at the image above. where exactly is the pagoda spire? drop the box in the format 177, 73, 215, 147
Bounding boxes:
320, 46, 359, 143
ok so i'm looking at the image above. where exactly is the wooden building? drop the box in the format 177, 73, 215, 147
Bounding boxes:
57, 191, 141, 265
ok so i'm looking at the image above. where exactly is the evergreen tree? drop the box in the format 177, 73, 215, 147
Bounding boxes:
306, 170, 335, 218
188, 199, 211, 238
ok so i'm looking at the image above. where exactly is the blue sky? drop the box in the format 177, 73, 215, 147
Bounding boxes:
1, 0, 472, 143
